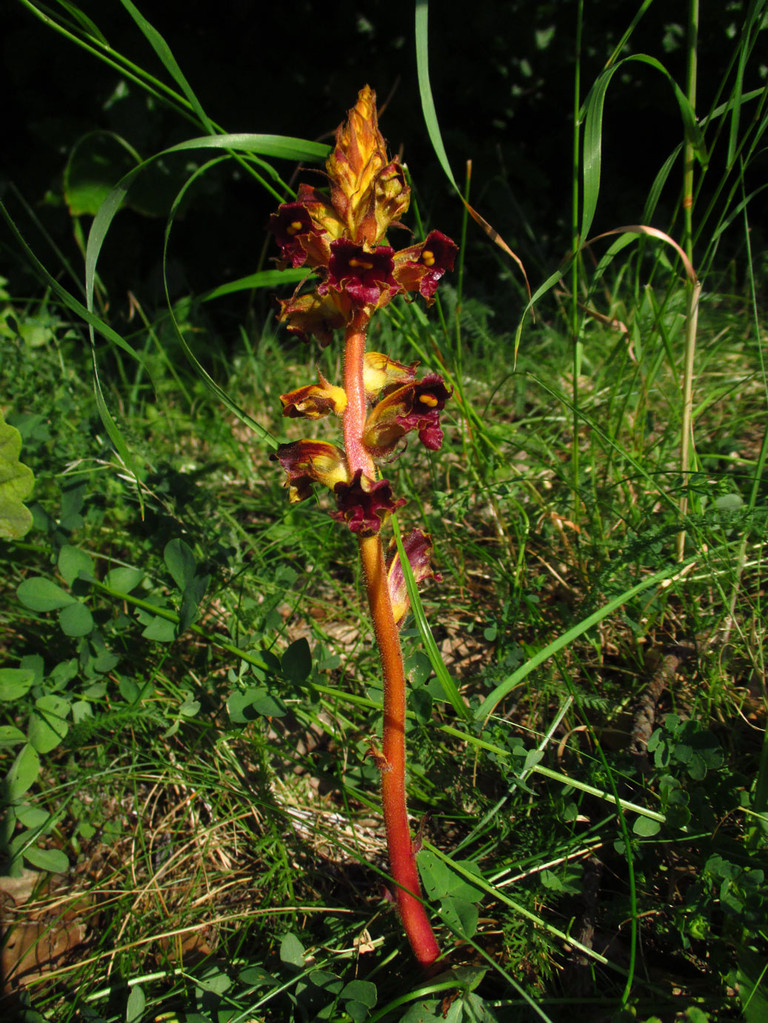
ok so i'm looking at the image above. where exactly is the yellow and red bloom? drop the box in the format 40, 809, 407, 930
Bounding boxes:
326, 85, 410, 245
271, 440, 349, 502
393, 231, 458, 303
269, 183, 345, 269
363, 373, 452, 457
280, 372, 347, 419
276, 291, 347, 347
363, 352, 418, 400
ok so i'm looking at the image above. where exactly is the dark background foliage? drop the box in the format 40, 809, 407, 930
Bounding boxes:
2, 1, 764, 316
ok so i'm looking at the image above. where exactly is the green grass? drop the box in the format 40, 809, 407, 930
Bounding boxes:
2, 1, 768, 1021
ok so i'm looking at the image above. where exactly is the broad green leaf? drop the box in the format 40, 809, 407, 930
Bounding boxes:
178, 573, 210, 633
141, 616, 176, 642
28, 695, 70, 754
417, 850, 484, 901
341, 980, 377, 1008
23, 845, 69, 874
58, 601, 94, 638
0, 725, 27, 748
6, 743, 41, 800
280, 933, 306, 968
195, 967, 232, 995
0, 410, 34, 539
15, 805, 50, 829
63, 131, 140, 216
0, 668, 35, 702
439, 895, 479, 939
281, 638, 312, 685
104, 566, 144, 592
17, 577, 76, 612
227, 687, 287, 723
165, 537, 197, 591
126, 983, 146, 1023
58, 545, 95, 586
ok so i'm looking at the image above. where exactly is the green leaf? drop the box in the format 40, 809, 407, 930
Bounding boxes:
6, 743, 41, 800
632, 815, 661, 837
15, 804, 50, 829
165, 537, 197, 591
28, 695, 70, 754
280, 933, 306, 968
418, 850, 484, 901
126, 983, 146, 1023
104, 566, 144, 592
17, 577, 76, 612
23, 845, 69, 874
341, 980, 377, 1008
0, 668, 35, 702
141, 616, 176, 642
227, 687, 287, 723
178, 573, 210, 633
58, 545, 95, 586
58, 601, 94, 638
63, 131, 140, 216
439, 895, 479, 938
281, 638, 312, 685
0, 408, 34, 539
0, 725, 27, 748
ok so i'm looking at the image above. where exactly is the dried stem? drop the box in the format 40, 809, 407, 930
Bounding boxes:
342, 317, 441, 971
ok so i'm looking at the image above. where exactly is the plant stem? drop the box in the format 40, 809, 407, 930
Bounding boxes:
342, 314, 441, 970
676, 0, 701, 561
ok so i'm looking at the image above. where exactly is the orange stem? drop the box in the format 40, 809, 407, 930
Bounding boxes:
342, 314, 441, 971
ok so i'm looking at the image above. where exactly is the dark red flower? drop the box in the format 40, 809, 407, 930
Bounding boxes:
323, 238, 400, 310
393, 230, 458, 303
331, 470, 405, 535
268, 184, 343, 269
363, 373, 452, 457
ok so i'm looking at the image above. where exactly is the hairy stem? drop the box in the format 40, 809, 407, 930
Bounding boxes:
342, 315, 441, 970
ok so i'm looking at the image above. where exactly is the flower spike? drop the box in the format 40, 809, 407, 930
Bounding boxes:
267, 86, 456, 970
326, 85, 409, 245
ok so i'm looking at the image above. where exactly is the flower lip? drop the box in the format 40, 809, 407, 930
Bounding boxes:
363, 372, 452, 457
393, 230, 459, 303
269, 203, 321, 269
325, 238, 399, 309
331, 470, 405, 535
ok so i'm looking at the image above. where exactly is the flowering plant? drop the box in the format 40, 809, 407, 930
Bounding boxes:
269, 86, 457, 969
